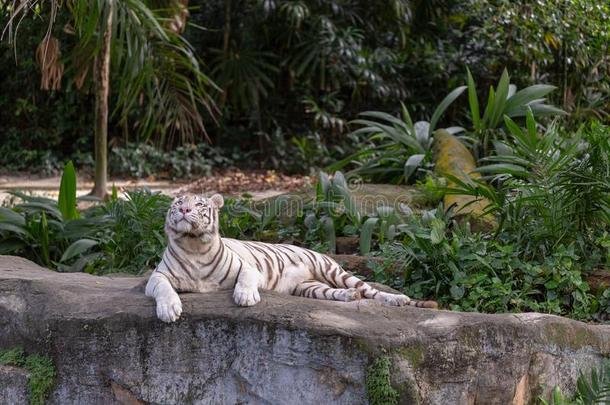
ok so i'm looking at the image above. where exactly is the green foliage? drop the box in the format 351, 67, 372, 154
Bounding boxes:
92, 190, 172, 274
465, 68, 565, 156
58, 161, 79, 221
0, 348, 26, 365
447, 119, 610, 260
464, 1, 610, 122
539, 360, 610, 405
2, 0, 609, 173
0, 348, 56, 405
331, 88, 466, 184
375, 214, 596, 319
109, 143, 236, 179
366, 356, 399, 405
0, 162, 101, 270
3, 0, 217, 150
335, 69, 565, 184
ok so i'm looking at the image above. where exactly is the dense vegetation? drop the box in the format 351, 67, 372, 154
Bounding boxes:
1, 1, 608, 174
1, 0, 609, 325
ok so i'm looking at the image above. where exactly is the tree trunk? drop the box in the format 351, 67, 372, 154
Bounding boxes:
91, 0, 113, 199
219, 0, 231, 110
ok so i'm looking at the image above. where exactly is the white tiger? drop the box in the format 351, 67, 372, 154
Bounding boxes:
146, 194, 436, 322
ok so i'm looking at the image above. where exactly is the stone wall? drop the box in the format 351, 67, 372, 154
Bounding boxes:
0, 256, 608, 404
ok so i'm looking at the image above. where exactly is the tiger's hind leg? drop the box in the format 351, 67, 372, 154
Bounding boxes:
293, 280, 361, 302
322, 263, 438, 308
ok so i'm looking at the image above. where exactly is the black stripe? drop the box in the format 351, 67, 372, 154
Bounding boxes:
232, 262, 243, 288
161, 255, 181, 281
200, 240, 224, 266
218, 254, 234, 286
167, 244, 197, 282
201, 243, 226, 280
241, 243, 265, 271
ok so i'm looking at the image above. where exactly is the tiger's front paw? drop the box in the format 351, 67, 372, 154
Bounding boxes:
233, 286, 261, 307
156, 295, 183, 323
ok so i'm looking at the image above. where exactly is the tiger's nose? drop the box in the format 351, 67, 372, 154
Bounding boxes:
179, 207, 191, 214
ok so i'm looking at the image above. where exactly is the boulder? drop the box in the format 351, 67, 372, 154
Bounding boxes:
0, 255, 609, 405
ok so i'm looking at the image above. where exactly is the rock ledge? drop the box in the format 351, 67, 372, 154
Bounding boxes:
0, 256, 608, 404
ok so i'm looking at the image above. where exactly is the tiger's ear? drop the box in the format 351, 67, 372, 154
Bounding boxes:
210, 194, 224, 209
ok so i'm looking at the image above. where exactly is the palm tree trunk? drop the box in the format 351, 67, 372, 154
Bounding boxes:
219, 0, 231, 110
91, 0, 113, 198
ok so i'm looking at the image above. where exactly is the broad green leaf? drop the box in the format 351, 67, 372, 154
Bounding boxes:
525, 107, 537, 146
40, 211, 50, 267
503, 115, 532, 150
506, 103, 566, 118
482, 86, 496, 127
60, 239, 99, 262
317, 171, 331, 201
400, 102, 414, 133
60, 252, 103, 273
429, 85, 467, 135
0, 222, 29, 237
320, 216, 336, 253
466, 67, 481, 130
359, 111, 409, 132
490, 69, 510, 128
360, 217, 379, 255
414, 121, 430, 147
430, 218, 445, 245
58, 161, 80, 221
0, 239, 27, 254
492, 140, 514, 156
474, 163, 530, 177
504, 84, 557, 115
450, 285, 465, 299
16, 202, 62, 219
446, 126, 466, 135
404, 154, 426, 180
0, 208, 26, 226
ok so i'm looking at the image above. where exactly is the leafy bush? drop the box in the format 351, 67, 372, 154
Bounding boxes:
109, 143, 237, 179
0, 162, 102, 270
333, 69, 565, 184
330, 88, 466, 184
91, 190, 172, 274
464, 68, 565, 157
373, 215, 596, 319
447, 118, 610, 260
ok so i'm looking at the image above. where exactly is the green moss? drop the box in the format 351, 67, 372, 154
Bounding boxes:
366, 355, 399, 405
0, 347, 56, 405
543, 323, 600, 350
397, 345, 424, 370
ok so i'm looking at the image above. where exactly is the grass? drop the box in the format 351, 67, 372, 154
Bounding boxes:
366, 355, 399, 405
0, 348, 56, 405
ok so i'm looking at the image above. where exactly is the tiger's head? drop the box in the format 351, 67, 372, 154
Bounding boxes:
165, 194, 224, 242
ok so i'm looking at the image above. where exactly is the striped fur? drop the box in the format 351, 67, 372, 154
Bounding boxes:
146, 194, 436, 323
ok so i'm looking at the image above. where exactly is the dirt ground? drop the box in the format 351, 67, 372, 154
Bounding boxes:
0, 170, 312, 204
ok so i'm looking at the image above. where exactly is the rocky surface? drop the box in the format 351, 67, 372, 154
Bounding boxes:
0, 365, 29, 405
256, 183, 429, 220
1, 255, 609, 405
